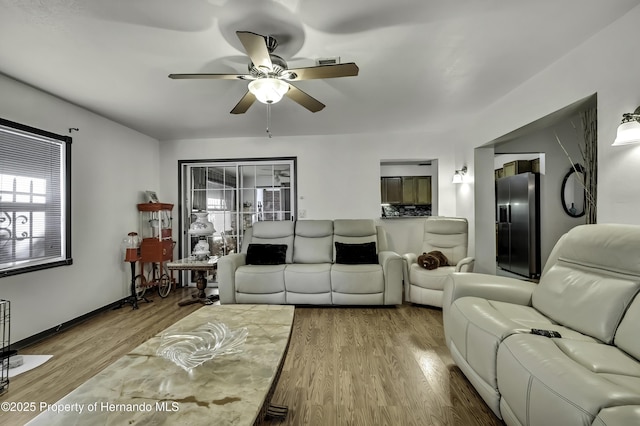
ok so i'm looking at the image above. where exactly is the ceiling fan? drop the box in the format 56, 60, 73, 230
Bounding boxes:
169, 31, 359, 114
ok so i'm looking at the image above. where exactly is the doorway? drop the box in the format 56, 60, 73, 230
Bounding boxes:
473, 95, 597, 275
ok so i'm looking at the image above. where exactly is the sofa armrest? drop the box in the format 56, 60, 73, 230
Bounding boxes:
401, 253, 417, 286
403, 253, 418, 265
442, 273, 536, 346
455, 256, 475, 272
217, 253, 247, 304
443, 272, 536, 310
379, 251, 403, 305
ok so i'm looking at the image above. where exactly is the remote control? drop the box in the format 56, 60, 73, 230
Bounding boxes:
531, 329, 562, 338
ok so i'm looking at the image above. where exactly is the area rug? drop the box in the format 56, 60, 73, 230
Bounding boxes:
8, 355, 53, 378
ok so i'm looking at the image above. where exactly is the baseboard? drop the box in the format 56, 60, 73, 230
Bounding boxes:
11, 298, 127, 351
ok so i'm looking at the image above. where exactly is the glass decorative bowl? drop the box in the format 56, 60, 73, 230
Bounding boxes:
156, 322, 248, 371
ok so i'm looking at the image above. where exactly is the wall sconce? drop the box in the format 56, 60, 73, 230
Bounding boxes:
452, 166, 467, 184
613, 106, 640, 146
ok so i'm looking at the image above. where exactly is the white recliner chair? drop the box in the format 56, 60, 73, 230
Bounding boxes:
402, 217, 474, 307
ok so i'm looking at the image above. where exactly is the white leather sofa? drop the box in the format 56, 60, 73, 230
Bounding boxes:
218, 219, 403, 305
443, 224, 640, 426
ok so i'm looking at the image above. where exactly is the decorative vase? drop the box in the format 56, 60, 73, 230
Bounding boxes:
192, 236, 211, 260
569, 203, 577, 215
188, 212, 215, 236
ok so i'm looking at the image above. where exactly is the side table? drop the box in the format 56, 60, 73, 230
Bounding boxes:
166, 257, 219, 306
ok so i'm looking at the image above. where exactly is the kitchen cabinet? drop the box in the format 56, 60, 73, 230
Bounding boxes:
381, 177, 403, 204
503, 160, 531, 177
402, 177, 416, 203
402, 176, 432, 204
531, 158, 540, 173
381, 176, 431, 204
415, 176, 432, 204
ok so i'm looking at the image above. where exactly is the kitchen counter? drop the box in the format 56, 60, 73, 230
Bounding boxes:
381, 215, 431, 219
381, 203, 431, 219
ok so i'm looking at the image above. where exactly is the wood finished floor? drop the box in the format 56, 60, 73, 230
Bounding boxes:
0, 291, 502, 426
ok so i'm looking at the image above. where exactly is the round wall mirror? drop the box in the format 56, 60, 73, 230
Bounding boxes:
561, 164, 586, 218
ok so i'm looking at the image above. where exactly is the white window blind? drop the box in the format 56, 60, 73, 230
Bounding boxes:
0, 118, 72, 277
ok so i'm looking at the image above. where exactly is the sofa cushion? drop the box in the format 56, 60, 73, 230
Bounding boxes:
284, 264, 332, 294
248, 221, 295, 263
333, 219, 378, 262
447, 297, 597, 391
331, 263, 384, 294
293, 220, 333, 263
532, 224, 640, 343
235, 264, 286, 294
497, 334, 640, 426
532, 264, 639, 344
549, 224, 640, 276
593, 406, 640, 426
409, 264, 455, 291
334, 241, 378, 264
246, 243, 287, 265
554, 339, 640, 378
421, 217, 468, 264
333, 219, 377, 239
615, 295, 640, 360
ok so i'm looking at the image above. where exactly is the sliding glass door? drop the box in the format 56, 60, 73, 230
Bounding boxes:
179, 158, 296, 284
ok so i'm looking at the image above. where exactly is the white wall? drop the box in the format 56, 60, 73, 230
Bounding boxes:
472, 148, 495, 273
0, 74, 159, 343
456, 5, 640, 272
159, 131, 460, 256
380, 164, 435, 177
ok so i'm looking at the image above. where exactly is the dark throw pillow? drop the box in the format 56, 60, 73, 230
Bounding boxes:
417, 252, 439, 270
335, 241, 378, 264
428, 250, 449, 267
246, 244, 288, 265
417, 250, 450, 270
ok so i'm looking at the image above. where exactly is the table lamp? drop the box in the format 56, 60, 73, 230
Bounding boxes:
189, 211, 215, 260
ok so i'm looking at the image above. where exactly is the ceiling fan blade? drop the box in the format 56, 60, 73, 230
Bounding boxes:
169, 73, 252, 80
285, 63, 359, 81
285, 84, 325, 112
230, 91, 256, 114
236, 31, 273, 72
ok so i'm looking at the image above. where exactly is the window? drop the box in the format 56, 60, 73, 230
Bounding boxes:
0, 118, 72, 277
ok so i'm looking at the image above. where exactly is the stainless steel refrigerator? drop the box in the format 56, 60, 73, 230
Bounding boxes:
496, 172, 540, 278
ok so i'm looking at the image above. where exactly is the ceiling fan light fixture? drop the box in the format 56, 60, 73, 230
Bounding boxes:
170, 31, 358, 114
248, 78, 289, 104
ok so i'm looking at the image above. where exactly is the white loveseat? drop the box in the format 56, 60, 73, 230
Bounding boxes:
217, 219, 403, 305
443, 224, 640, 426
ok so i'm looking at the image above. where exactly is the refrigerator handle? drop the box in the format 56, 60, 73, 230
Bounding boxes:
507, 204, 511, 223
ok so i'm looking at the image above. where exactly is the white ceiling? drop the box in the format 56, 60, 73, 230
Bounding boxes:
1, 0, 638, 141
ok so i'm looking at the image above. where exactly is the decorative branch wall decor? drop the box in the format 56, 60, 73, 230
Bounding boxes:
581, 107, 597, 224
553, 106, 598, 224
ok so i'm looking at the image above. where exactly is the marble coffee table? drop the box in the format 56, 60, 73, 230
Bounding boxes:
27, 304, 295, 426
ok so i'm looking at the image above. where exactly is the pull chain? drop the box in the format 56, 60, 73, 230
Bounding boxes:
266, 103, 273, 138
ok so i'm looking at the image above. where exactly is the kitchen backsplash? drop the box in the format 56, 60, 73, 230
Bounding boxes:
382, 204, 432, 218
